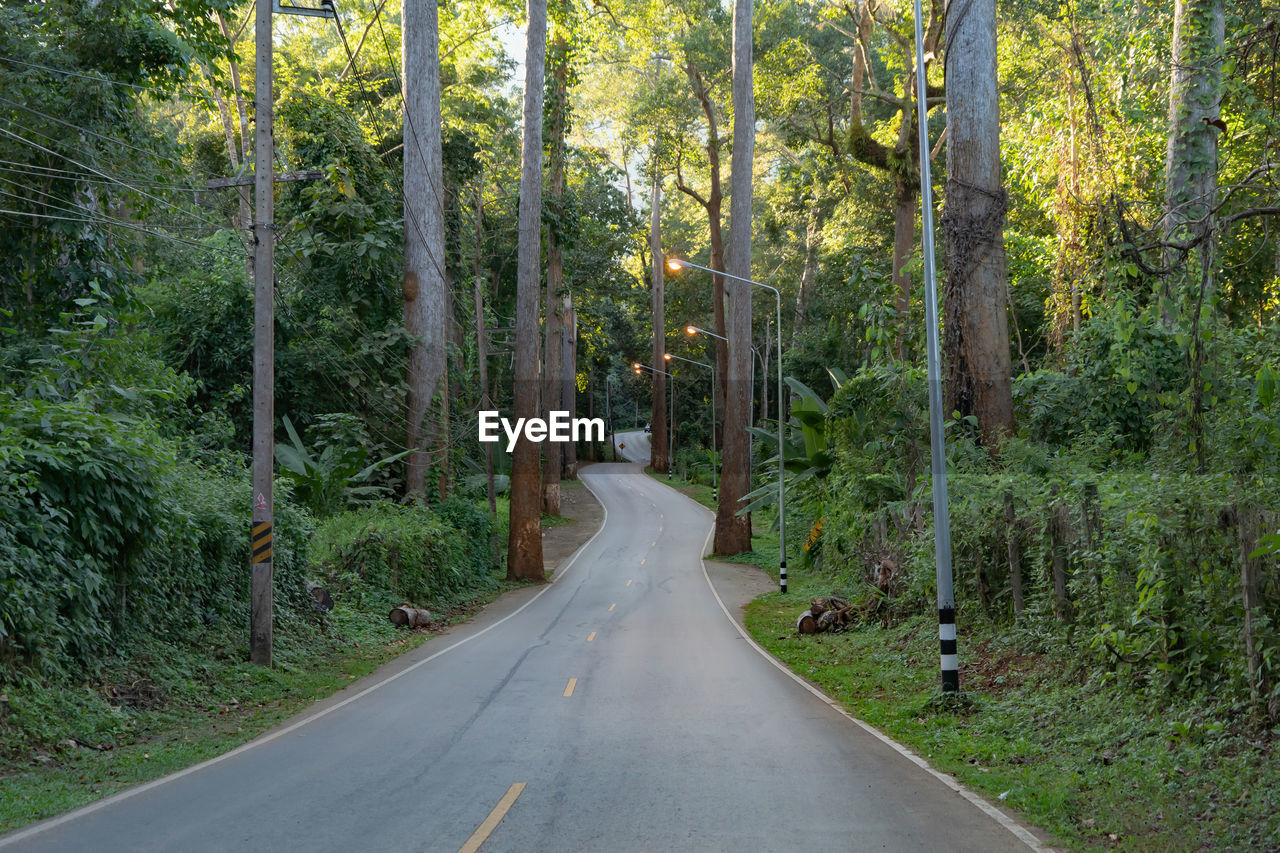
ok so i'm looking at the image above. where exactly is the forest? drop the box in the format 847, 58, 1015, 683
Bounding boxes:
1, 0, 1278, 847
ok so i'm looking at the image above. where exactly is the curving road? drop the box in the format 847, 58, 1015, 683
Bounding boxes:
2, 457, 1042, 852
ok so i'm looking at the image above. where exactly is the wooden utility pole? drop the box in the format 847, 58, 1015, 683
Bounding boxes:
250, 0, 334, 667
249, 0, 275, 667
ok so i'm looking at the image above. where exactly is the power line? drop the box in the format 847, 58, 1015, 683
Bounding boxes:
0, 207, 240, 256
0, 163, 195, 192
0, 121, 224, 231
0, 54, 238, 107
0, 94, 194, 174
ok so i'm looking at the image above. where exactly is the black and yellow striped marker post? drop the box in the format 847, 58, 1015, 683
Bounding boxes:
252, 521, 273, 564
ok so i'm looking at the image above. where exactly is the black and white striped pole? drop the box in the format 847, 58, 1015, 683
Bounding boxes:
913, 0, 958, 692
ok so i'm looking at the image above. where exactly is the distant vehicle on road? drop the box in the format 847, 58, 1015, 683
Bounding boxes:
643, 422, 651, 433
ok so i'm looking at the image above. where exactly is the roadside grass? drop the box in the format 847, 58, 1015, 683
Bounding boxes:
637, 468, 1280, 849
644, 465, 717, 511
743, 572, 1280, 852
0, 577, 519, 834
0, 486, 604, 835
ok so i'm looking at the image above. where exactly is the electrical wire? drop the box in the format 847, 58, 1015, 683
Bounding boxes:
0, 94, 195, 175
0, 122, 224, 230
0, 54, 240, 107
0, 207, 240, 256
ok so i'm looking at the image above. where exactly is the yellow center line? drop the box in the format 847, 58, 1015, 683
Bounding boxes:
608, 603, 616, 612
563, 677, 578, 697
626, 579, 633, 587
587, 631, 596, 642
458, 782, 526, 853
640, 558, 646, 565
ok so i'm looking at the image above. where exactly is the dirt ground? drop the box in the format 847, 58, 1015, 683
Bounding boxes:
541, 475, 605, 574
703, 559, 775, 629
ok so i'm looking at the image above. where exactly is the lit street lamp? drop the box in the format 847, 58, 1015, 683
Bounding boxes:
633, 362, 674, 474
665, 352, 716, 500
669, 256, 788, 594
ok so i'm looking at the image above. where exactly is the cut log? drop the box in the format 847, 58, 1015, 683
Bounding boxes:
389, 605, 433, 628
797, 610, 817, 634
308, 584, 334, 612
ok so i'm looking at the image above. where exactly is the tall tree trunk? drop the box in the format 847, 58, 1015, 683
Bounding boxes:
216, 12, 252, 244
562, 296, 578, 477
403, 0, 448, 496
650, 172, 669, 473
942, 0, 1014, 447
793, 203, 825, 349
472, 180, 496, 516
677, 61, 726, 435
508, 0, 547, 581
542, 33, 569, 515
892, 176, 917, 362
716, 0, 754, 556
1160, 0, 1225, 328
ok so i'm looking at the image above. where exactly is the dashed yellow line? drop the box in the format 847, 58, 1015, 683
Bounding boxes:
626, 579, 633, 587
640, 558, 646, 565
587, 631, 596, 642
563, 678, 578, 697
458, 783, 526, 853
608, 603, 616, 612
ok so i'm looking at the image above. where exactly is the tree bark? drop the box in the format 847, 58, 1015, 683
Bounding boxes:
650, 172, 669, 473
793, 203, 825, 349
215, 12, 252, 246
716, 0, 754, 556
942, 0, 1015, 447
508, 0, 546, 581
1238, 504, 1265, 715
472, 180, 496, 516
1160, 0, 1225, 328
562, 296, 578, 477
677, 61, 727, 434
542, 34, 569, 515
403, 0, 448, 496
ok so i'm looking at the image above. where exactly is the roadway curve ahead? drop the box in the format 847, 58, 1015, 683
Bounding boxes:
3, 462, 1041, 853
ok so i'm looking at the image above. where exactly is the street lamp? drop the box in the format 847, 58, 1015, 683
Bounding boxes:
633, 362, 674, 473
665, 352, 716, 500
670, 256, 788, 594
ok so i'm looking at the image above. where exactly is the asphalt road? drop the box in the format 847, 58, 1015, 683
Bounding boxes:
613, 428, 651, 463
3, 452, 1041, 852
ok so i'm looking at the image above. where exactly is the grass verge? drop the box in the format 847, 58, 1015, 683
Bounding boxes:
0, 577, 520, 834
743, 572, 1280, 852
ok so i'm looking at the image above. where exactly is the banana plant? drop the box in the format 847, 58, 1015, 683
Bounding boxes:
274, 415, 410, 517
738, 372, 840, 516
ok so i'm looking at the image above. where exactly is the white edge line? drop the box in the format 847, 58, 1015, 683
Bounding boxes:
642, 474, 1050, 853
0, 474, 612, 848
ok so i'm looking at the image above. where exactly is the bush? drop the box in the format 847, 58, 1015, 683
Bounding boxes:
0, 394, 314, 681
309, 502, 498, 608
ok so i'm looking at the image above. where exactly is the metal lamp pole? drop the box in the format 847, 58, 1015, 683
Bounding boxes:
684, 326, 724, 499
633, 362, 674, 467
670, 258, 787, 594
911, 0, 958, 692
665, 352, 716, 498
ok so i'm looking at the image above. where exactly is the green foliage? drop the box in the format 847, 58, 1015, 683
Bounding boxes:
1015, 304, 1186, 452
0, 393, 313, 681
274, 414, 409, 518
310, 502, 498, 608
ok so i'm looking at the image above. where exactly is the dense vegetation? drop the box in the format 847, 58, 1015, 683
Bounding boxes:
1, 0, 1279, 843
